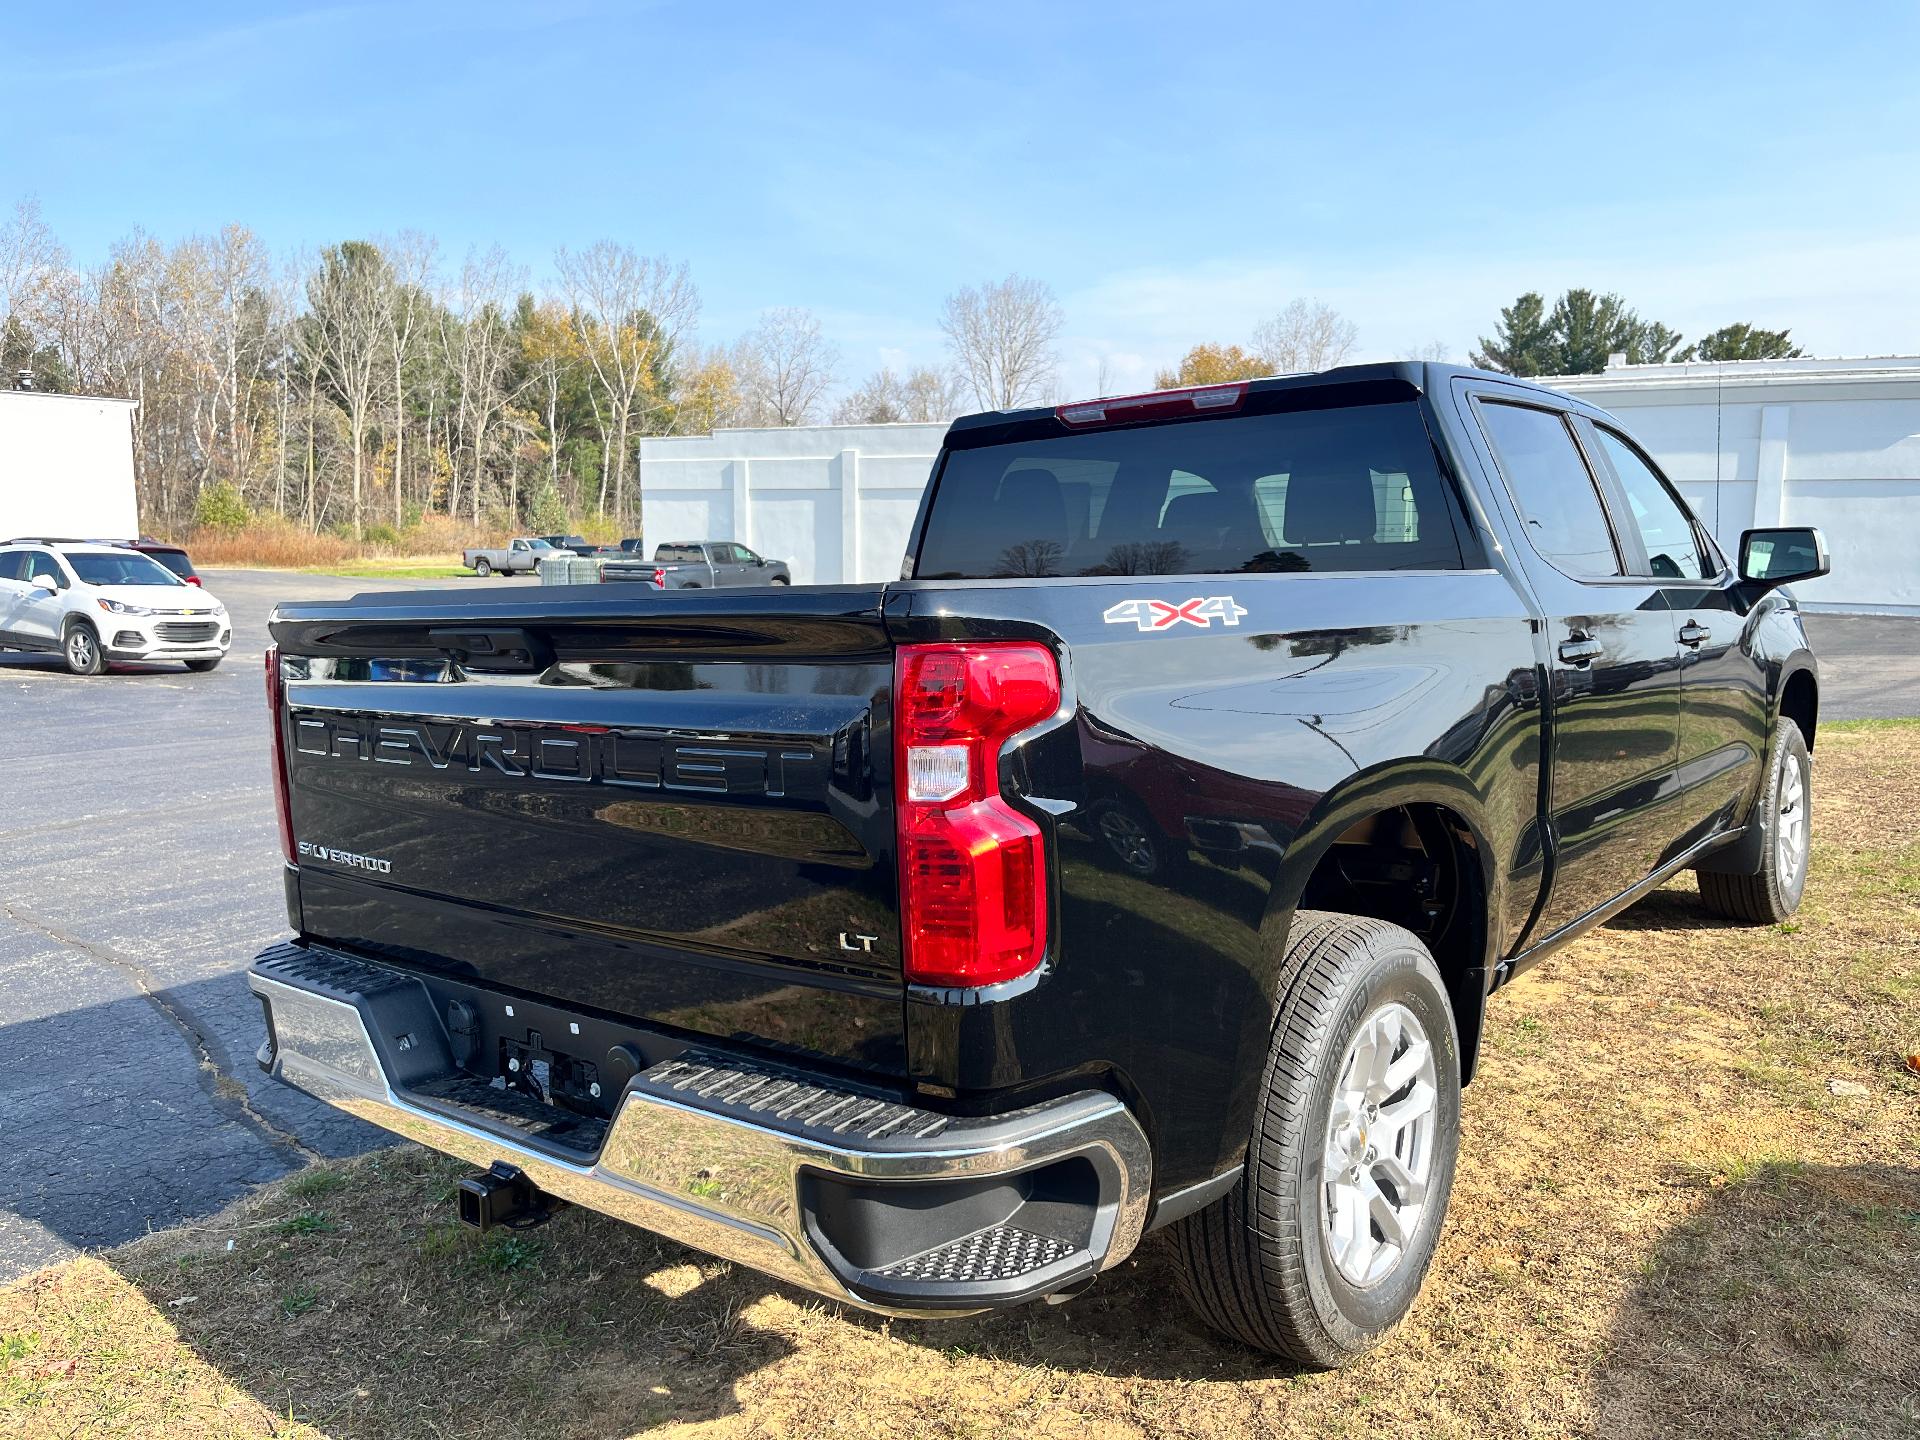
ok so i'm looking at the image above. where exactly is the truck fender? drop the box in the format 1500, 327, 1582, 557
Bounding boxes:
1254, 759, 1503, 1081
1697, 653, 1818, 876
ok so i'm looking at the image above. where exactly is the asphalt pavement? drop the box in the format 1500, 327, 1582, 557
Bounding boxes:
0, 568, 533, 1281
0, 575, 1913, 1283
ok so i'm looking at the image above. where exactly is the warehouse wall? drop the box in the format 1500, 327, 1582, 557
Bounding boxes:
639, 422, 945, 584
1549, 358, 1920, 614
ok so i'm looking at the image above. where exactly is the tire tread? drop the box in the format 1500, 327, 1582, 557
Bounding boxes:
1172, 910, 1453, 1365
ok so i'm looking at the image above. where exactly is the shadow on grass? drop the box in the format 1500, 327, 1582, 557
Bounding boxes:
1592, 1161, 1920, 1439
1600, 881, 1742, 933
75, 1147, 1297, 1439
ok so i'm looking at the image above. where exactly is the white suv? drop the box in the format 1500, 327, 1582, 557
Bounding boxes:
0, 541, 231, 675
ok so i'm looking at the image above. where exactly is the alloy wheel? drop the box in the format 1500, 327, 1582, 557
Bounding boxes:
1098, 809, 1157, 874
1776, 753, 1808, 885
1321, 1001, 1439, 1288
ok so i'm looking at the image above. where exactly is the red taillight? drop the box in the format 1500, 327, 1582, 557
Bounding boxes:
265, 645, 296, 866
186, 575, 202, 586
895, 642, 1060, 988
652, 567, 666, 588
1055, 381, 1247, 428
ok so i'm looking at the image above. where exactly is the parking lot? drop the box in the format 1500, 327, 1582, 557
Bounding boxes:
0, 574, 1914, 1286
0, 569, 535, 1282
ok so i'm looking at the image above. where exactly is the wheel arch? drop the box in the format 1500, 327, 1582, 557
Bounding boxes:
1258, 762, 1502, 1085
1777, 660, 1818, 749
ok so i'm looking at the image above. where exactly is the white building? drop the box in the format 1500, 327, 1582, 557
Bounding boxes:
641, 357, 1920, 612
639, 422, 947, 585
0, 388, 140, 541
1545, 356, 1920, 615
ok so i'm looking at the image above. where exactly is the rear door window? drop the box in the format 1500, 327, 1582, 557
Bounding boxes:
1590, 427, 1713, 579
1475, 401, 1622, 579
0, 551, 26, 582
914, 401, 1466, 579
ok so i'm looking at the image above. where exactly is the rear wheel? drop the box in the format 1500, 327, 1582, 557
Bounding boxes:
1696, 718, 1810, 923
63, 620, 106, 676
473, 557, 492, 577
1172, 911, 1461, 1367
770, 576, 790, 585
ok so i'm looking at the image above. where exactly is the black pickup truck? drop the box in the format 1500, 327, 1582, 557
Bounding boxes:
249, 364, 1827, 1366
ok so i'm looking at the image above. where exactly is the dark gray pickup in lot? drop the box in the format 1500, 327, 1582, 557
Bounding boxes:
600, 541, 791, 588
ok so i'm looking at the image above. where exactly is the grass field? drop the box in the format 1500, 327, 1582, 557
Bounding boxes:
3, 722, 1916, 1440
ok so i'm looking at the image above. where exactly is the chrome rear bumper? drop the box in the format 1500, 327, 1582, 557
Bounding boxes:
249, 944, 1150, 1316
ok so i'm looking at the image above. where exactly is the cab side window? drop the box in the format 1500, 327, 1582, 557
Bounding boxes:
1592, 427, 1712, 579
0, 551, 26, 582
1476, 401, 1621, 579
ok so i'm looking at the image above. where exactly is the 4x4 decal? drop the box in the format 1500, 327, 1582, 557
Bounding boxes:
1103, 596, 1249, 631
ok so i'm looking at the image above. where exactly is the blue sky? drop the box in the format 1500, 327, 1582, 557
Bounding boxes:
5, 1, 1917, 396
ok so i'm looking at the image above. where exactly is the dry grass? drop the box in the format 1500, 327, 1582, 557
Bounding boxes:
4, 722, 1917, 1440
179, 514, 504, 571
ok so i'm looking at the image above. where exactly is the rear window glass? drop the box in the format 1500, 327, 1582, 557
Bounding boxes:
914, 403, 1464, 579
144, 548, 194, 578
654, 544, 703, 563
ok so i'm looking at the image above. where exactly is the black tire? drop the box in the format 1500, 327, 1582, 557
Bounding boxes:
63, 620, 106, 676
1172, 911, 1462, 1367
770, 576, 790, 585
473, 557, 492, 577
184, 657, 222, 672
1696, 718, 1810, 923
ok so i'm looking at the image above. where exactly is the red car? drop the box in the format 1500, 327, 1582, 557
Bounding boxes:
126, 538, 202, 586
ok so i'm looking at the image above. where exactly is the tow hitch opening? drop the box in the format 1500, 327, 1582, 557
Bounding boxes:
457, 1161, 567, 1232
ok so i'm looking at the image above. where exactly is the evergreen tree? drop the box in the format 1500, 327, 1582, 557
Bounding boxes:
526, 478, 568, 533
1684, 324, 1805, 362
1474, 289, 1689, 374
1626, 320, 1688, 365
1470, 292, 1554, 376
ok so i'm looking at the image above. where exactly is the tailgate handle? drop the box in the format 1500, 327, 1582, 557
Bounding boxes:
427, 627, 552, 674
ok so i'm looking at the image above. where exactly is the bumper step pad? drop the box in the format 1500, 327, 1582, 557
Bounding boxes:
639, 1056, 952, 1144
877, 1225, 1077, 1283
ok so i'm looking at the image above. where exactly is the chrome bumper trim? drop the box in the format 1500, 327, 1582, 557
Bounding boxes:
249, 971, 1151, 1317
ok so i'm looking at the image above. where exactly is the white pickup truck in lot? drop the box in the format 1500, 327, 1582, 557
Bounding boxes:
462, 537, 554, 577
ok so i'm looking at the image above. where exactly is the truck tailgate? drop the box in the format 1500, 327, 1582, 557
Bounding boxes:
268, 585, 905, 1075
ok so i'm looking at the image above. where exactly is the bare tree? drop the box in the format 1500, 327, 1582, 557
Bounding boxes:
382, 231, 438, 527
439, 247, 519, 525
832, 366, 905, 424
735, 307, 837, 426
1252, 299, 1358, 373
900, 365, 964, 421
1400, 339, 1451, 362
940, 274, 1062, 409
305, 242, 392, 538
0, 196, 65, 335
554, 241, 698, 516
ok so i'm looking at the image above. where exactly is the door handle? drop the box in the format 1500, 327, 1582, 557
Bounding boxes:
1678, 620, 1711, 648
1558, 635, 1603, 666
